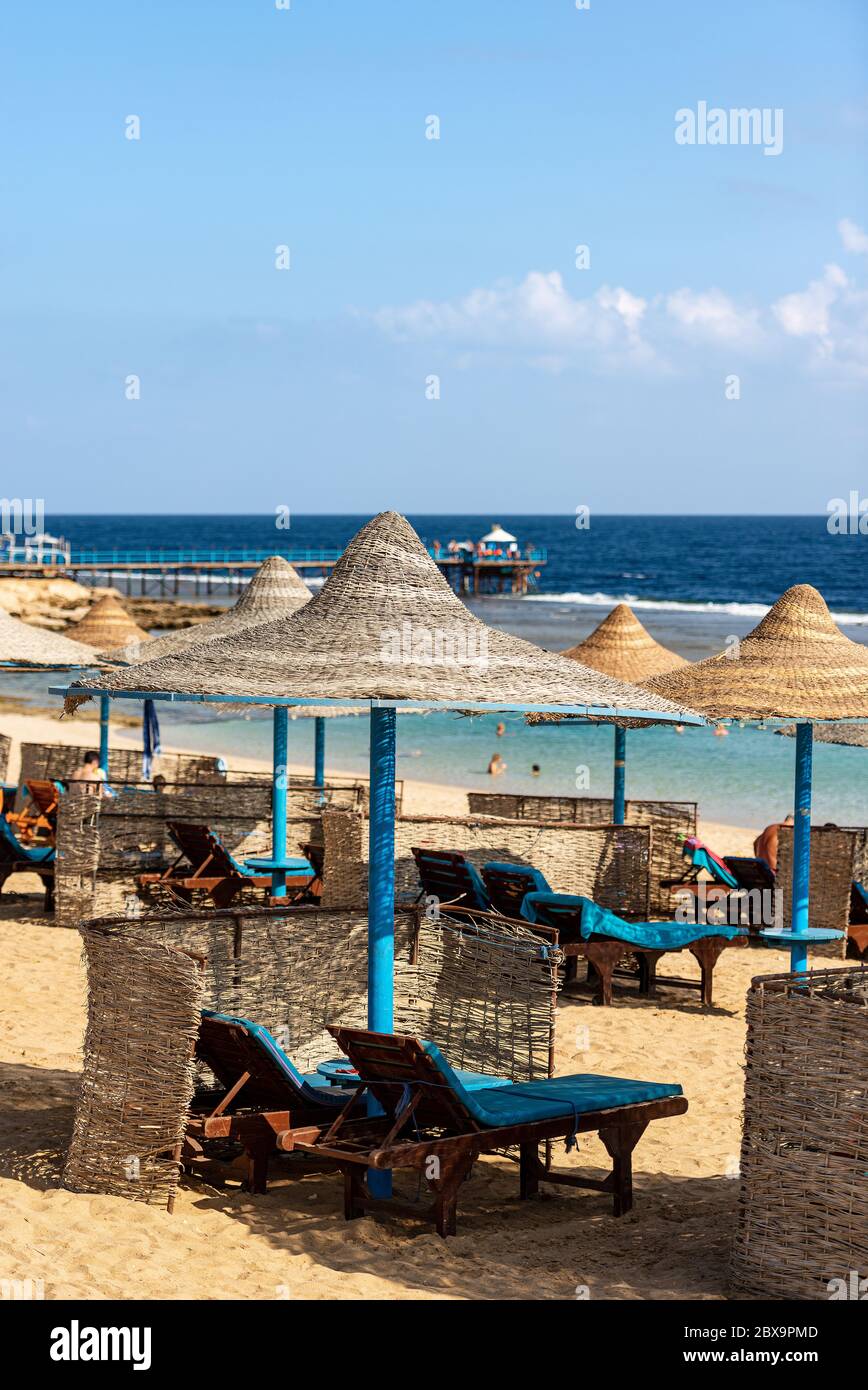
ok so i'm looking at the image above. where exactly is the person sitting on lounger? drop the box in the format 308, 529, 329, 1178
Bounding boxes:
753, 815, 793, 874
67, 752, 108, 796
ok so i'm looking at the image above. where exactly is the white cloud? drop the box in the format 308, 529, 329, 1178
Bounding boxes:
373, 271, 650, 360
370, 230, 868, 378
772, 264, 848, 341
838, 218, 868, 254
665, 288, 761, 344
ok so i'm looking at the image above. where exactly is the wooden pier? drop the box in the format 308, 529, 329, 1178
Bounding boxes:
0, 548, 546, 598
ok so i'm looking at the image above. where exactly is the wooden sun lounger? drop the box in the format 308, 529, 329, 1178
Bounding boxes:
138, 821, 312, 909
0, 815, 55, 909
411, 846, 492, 911
183, 1012, 349, 1192
286, 1027, 687, 1237
6, 779, 61, 843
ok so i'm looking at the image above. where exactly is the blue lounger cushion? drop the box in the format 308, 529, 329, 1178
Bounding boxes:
0, 816, 55, 864
685, 846, 739, 888
853, 883, 868, 908
482, 861, 552, 895
420, 1041, 682, 1128
521, 892, 744, 948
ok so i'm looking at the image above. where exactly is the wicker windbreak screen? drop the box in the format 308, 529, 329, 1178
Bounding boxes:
320, 808, 652, 918
466, 793, 696, 916
776, 825, 853, 958
53, 783, 322, 926
732, 965, 868, 1299
63, 904, 562, 1209
0, 731, 11, 784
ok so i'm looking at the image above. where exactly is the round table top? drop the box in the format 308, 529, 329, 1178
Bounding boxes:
316, 1057, 362, 1086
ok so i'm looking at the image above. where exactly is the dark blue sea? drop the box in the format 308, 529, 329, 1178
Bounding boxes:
7, 513, 868, 828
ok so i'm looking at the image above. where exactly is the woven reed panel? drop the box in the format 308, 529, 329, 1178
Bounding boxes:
0, 732, 10, 784
66, 904, 560, 1207
467, 793, 695, 917
19, 741, 224, 792
776, 826, 852, 959
63, 928, 202, 1207
54, 784, 320, 926
731, 966, 868, 1299
321, 808, 651, 917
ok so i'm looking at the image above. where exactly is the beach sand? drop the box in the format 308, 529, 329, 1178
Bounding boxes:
0, 712, 776, 1301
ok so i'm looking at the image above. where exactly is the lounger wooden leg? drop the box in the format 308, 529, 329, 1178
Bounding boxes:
430, 1154, 474, 1237
344, 1166, 365, 1221
688, 937, 727, 1007
600, 1121, 647, 1217
41, 876, 54, 912
244, 1141, 272, 1195
519, 1141, 541, 1200
637, 949, 665, 997
586, 942, 622, 1006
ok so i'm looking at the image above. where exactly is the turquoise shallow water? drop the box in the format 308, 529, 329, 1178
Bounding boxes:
154, 707, 866, 831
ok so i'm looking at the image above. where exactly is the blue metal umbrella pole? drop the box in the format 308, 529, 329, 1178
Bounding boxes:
367, 704, 396, 1199
313, 715, 326, 790
270, 705, 289, 898
613, 725, 626, 825
789, 721, 813, 973
98, 695, 110, 776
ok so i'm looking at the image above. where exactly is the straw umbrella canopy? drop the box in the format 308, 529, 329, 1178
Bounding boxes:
777, 724, 868, 748
0, 606, 99, 667
60, 510, 701, 1185
555, 604, 688, 821
645, 584, 868, 968
563, 604, 687, 683
106, 556, 311, 664
67, 594, 151, 654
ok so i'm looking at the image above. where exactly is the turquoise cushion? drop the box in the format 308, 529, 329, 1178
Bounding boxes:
0, 815, 55, 864
685, 845, 739, 888
420, 1040, 682, 1127
521, 892, 744, 947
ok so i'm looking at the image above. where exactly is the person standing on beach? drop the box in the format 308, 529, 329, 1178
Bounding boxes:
67, 751, 108, 796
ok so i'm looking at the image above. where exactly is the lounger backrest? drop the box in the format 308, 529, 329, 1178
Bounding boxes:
682, 837, 739, 888
329, 1026, 480, 1129
519, 892, 586, 940
723, 856, 775, 891
0, 813, 24, 862
197, 1012, 342, 1109
166, 821, 240, 878
410, 847, 491, 911
481, 861, 551, 916
26, 780, 61, 814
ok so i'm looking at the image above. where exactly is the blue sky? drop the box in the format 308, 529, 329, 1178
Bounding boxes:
2, 0, 867, 513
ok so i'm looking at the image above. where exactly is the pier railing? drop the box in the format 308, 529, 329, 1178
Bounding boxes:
47, 546, 547, 566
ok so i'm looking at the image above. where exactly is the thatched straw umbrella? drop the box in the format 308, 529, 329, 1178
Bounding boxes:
59, 511, 701, 1183
67, 593, 151, 652
0, 607, 98, 668
561, 604, 687, 821
65, 593, 153, 770
101, 556, 313, 795
645, 584, 868, 969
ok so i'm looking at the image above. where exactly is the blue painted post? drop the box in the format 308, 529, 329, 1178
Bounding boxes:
613, 726, 626, 825
98, 695, 110, 776
790, 722, 813, 973
271, 705, 288, 898
367, 705, 396, 1199
314, 716, 326, 790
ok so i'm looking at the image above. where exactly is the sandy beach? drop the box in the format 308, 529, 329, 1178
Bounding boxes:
0, 710, 783, 1302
